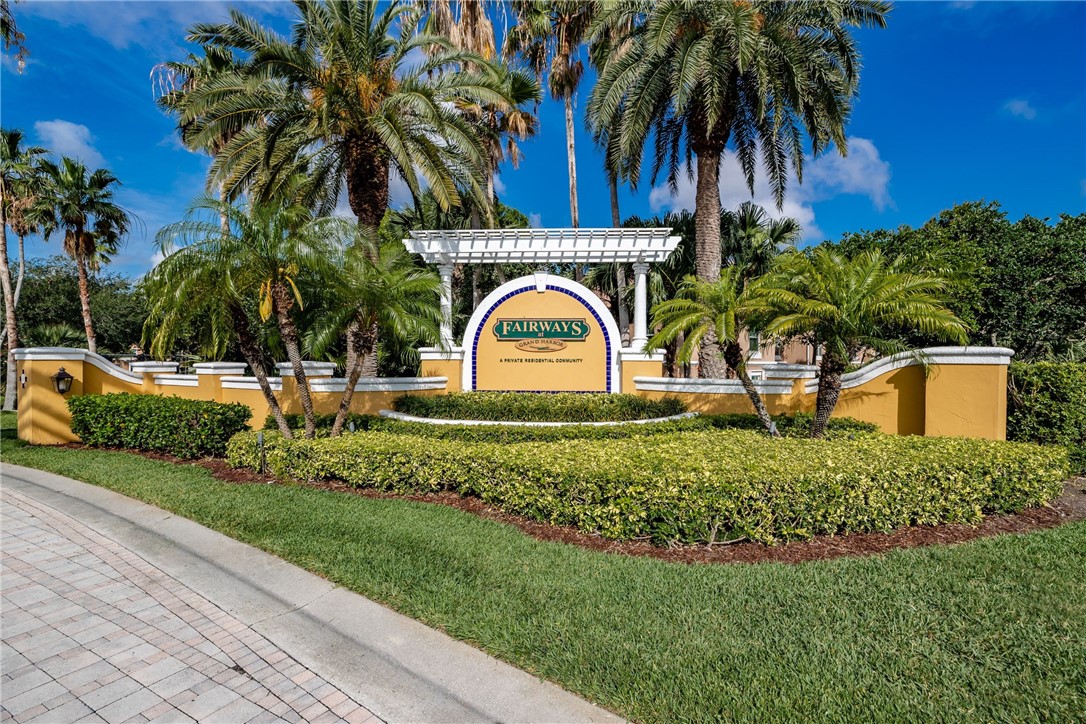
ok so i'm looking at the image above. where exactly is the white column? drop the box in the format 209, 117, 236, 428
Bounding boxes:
438, 262, 454, 346
632, 261, 649, 351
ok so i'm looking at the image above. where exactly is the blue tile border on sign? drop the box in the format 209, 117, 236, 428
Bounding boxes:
470, 284, 613, 392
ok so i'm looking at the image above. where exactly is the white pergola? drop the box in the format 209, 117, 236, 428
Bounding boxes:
403, 228, 681, 350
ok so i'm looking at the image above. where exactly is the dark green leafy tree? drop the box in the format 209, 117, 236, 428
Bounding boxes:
588, 0, 888, 376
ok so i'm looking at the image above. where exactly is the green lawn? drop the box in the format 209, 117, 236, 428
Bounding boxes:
2, 412, 1084, 722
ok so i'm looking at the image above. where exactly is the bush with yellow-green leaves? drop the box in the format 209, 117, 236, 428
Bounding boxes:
226, 429, 1068, 545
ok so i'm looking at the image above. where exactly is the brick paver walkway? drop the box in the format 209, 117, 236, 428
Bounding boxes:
0, 488, 380, 723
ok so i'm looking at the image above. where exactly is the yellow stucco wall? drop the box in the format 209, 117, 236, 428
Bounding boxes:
14, 348, 1011, 444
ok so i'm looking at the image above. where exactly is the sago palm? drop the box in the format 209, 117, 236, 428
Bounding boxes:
38, 157, 132, 355
755, 247, 969, 438
588, 0, 888, 376
648, 268, 778, 434
308, 223, 442, 436
183, 0, 510, 226
154, 197, 335, 438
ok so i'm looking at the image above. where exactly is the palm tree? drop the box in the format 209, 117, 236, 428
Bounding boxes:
588, 0, 889, 376
1, 128, 48, 408
37, 157, 132, 356
504, 0, 595, 229
24, 323, 85, 348
755, 247, 969, 438
648, 268, 778, 434
183, 0, 510, 227
1, 0, 28, 73
154, 196, 334, 439
722, 201, 801, 282
308, 223, 442, 436
145, 206, 294, 438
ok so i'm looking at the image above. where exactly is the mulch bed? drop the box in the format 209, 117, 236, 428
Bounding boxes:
63, 443, 1086, 565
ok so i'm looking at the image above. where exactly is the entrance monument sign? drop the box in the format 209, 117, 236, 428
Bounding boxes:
402, 228, 681, 394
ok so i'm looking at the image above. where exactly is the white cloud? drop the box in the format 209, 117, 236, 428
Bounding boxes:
648, 136, 892, 242
493, 174, 507, 196
1003, 98, 1038, 121
34, 120, 105, 167
528, 212, 543, 228
17, 1, 292, 52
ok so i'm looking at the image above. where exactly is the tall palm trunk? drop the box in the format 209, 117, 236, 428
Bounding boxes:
811, 352, 846, 439
564, 93, 579, 228
331, 319, 373, 437
724, 341, 778, 436
0, 207, 18, 411
0, 234, 26, 351
693, 145, 727, 378
230, 304, 292, 439
74, 255, 97, 355
344, 132, 390, 228
609, 176, 630, 343
272, 283, 316, 439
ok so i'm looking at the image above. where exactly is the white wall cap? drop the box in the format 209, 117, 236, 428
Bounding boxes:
130, 361, 180, 373
380, 410, 699, 427
308, 377, 448, 394
275, 361, 338, 377
153, 374, 199, 388
419, 347, 464, 361
192, 362, 248, 375
761, 364, 818, 380
12, 347, 143, 384
802, 346, 1016, 393
619, 349, 666, 362
221, 376, 283, 391
633, 376, 794, 395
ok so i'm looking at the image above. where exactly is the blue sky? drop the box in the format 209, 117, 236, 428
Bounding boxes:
2, 0, 1084, 277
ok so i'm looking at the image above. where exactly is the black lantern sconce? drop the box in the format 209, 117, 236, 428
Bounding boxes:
51, 367, 74, 395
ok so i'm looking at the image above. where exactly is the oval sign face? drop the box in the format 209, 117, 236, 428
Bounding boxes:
470, 278, 612, 392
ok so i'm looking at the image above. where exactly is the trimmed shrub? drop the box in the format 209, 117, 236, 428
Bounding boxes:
70, 393, 251, 458
227, 429, 1067, 545
262, 411, 879, 442
393, 391, 686, 422
1008, 362, 1086, 473
263, 412, 377, 432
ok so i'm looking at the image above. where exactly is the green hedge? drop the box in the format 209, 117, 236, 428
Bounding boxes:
393, 391, 686, 422
70, 393, 251, 459
227, 429, 1067, 545
262, 411, 879, 443
1008, 362, 1086, 473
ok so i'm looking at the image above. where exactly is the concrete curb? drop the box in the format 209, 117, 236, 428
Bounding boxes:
1, 463, 623, 724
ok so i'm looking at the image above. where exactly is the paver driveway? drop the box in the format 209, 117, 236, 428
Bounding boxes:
1, 488, 379, 724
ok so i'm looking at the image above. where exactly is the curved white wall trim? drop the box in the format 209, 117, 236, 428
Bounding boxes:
13, 347, 143, 384
460, 274, 622, 392
193, 362, 248, 376
633, 376, 794, 395
379, 410, 699, 427
803, 346, 1015, 393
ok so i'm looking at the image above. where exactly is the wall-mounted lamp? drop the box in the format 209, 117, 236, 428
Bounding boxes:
51, 367, 74, 395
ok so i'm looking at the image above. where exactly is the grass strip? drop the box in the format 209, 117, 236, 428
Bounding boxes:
2, 414, 1084, 722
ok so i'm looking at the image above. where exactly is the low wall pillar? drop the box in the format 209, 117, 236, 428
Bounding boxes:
420, 347, 463, 393
193, 362, 248, 402
620, 349, 665, 394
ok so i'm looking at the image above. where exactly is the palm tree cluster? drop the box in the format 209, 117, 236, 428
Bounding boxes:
1, 128, 133, 409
